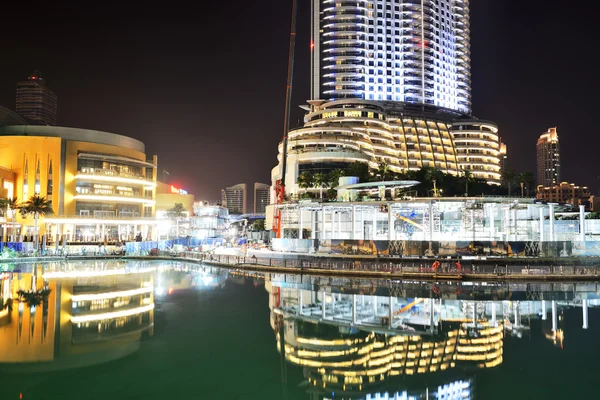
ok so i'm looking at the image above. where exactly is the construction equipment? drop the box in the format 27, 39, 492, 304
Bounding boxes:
272, 0, 298, 239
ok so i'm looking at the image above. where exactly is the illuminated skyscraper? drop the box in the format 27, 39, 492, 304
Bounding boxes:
311, 0, 471, 113
16, 70, 58, 126
536, 127, 560, 187
221, 183, 247, 214
253, 182, 270, 214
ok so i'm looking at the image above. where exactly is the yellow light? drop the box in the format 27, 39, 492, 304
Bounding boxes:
44, 268, 155, 279
75, 174, 157, 187
71, 286, 153, 301
71, 304, 154, 323
74, 194, 155, 205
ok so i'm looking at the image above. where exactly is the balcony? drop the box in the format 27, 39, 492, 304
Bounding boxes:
76, 168, 156, 187
74, 191, 155, 205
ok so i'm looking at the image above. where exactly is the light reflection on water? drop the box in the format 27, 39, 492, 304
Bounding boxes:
0, 260, 598, 399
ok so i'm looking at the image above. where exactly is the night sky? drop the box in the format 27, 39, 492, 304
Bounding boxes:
0, 1, 597, 200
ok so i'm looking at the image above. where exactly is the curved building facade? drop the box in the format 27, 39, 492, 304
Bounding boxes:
0, 122, 157, 242
312, 0, 471, 113
272, 100, 502, 195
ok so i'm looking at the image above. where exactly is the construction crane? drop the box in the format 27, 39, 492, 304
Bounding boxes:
272, 0, 298, 239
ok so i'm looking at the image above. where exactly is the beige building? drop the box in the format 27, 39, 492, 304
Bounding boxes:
536, 127, 560, 187
536, 182, 590, 205
0, 106, 158, 242
221, 183, 247, 214
155, 181, 195, 218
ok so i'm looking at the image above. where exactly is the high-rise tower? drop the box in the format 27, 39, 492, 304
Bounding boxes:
536, 127, 560, 187
311, 0, 471, 113
16, 70, 57, 126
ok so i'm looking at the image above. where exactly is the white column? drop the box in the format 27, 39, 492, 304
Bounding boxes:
352, 294, 357, 324
322, 291, 326, 319
512, 208, 518, 241
389, 296, 393, 328
429, 202, 434, 241
330, 211, 335, 239
579, 205, 586, 243
388, 205, 393, 240
321, 207, 326, 239
297, 291, 302, 315
311, 210, 316, 239
491, 302, 497, 327
472, 302, 477, 325
351, 205, 356, 240
489, 204, 495, 239
583, 299, 589, 329
429, 298, 434, 332
337, 211, 341, 238
372, 209, 377, 240
514, 302, 519, 327
298, 208, 303, 239
551, 300, 557, 331
541, 300, 547, 320
360, 209, 364, 239
372, 296, 377, 317
549, 204, 555, 241
539, 207, 545, 242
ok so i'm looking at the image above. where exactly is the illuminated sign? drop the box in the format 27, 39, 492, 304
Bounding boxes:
170, 185, 188, 195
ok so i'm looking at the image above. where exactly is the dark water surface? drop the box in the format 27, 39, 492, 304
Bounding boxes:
1, 260, 599, 399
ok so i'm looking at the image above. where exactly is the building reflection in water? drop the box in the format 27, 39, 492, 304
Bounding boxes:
264, 275, 600, 399
0, 262, 154, 371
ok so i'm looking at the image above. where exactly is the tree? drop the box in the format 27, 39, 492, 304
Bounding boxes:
166, 203, 186, 218
19, 195, 53, 254
0, 197, 20, 242
313, 173, 329, 200
501, 168, 517, 196
252, 219, 265, 231
462, 169, 474, 196
297, 171, 314, 194
327, 168, 345, 188
518, 171, 535, 197
374, 162, 394, 181
344, 162, 370, 183
166, 203, 187, 238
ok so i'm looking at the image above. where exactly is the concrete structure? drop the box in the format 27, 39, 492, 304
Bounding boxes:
221, 183, 247, 214
537, 182, 590, 206
311, 0, 471, 113
536, 127, 560, 187
0, 114, 158, 242
16, 70, 57, 126
253, 182, 270, 214
190, 201, 229, 240
271, 100, 505, 196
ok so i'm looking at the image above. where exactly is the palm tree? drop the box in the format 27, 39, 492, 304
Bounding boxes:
345, 162, 370, 183
297, 171, 314, 195
462, 169, 474, 196
518, 171, 535, 197
0, 197, 20, 242
313, 173, 329, 200
374, 162, 393, 181
327, 168, 345, 188
19, 195, 54, 254
502, 169, 517, 196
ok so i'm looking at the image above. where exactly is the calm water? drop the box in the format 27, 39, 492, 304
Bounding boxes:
1, 260, 599, 399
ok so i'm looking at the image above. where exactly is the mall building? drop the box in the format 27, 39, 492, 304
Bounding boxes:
0, 106, 158, 243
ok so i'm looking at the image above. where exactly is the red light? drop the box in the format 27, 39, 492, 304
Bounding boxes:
310, 41, 315, 50
170, 185, 179, 194
31, 76, 37, 80
20, 393, 23, 399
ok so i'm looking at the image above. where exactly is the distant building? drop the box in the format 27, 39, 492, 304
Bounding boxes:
499, 142, 508, 174
155, 181, 195, 218
536, 182, 590, 205
16, 70, 57, 126
253, 183, 270, 214
221, 183, 247, 214
536, 127, 560, 187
